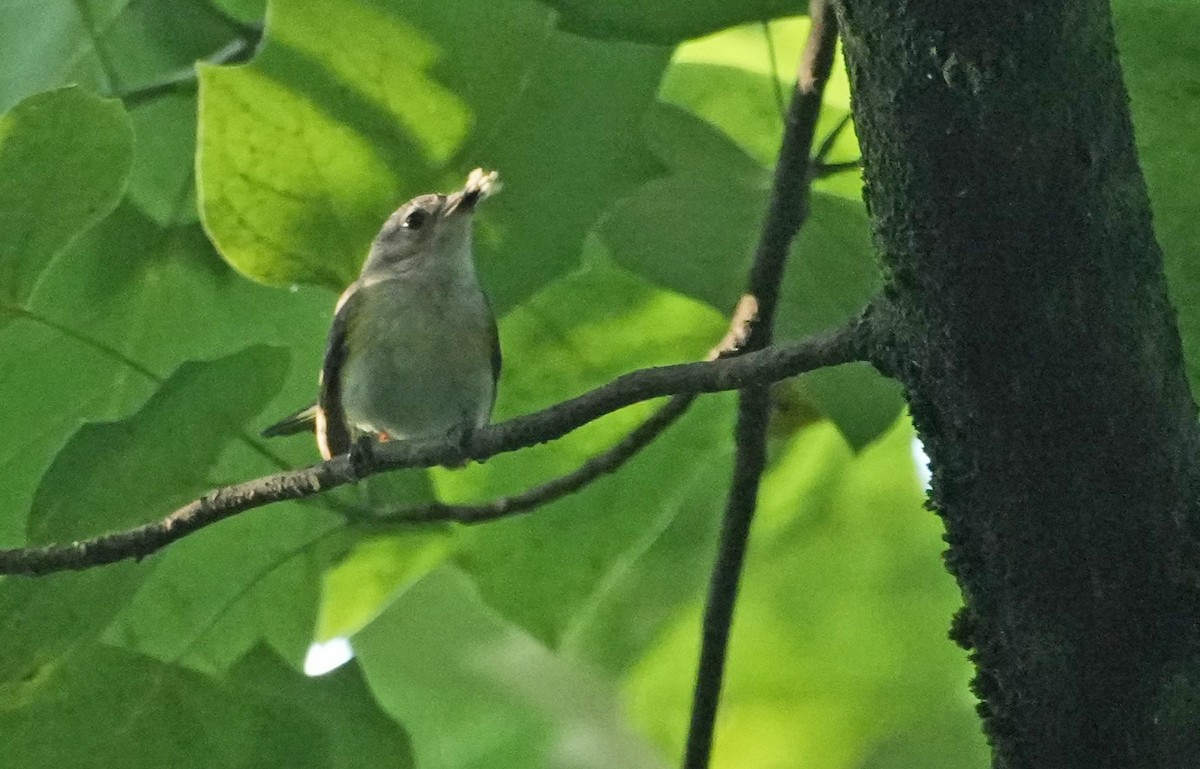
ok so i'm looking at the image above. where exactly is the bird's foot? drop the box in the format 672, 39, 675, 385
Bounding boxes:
442, 423, 475, 469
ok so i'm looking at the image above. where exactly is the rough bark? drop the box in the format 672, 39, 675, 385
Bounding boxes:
836, 0, 1200, 767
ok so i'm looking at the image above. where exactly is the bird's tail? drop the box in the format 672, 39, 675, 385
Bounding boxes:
261, 404, 318, 438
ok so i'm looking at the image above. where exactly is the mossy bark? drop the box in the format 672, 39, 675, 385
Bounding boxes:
837, 0, 1200, 766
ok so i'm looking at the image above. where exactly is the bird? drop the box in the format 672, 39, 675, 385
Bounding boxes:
261, 168, 502, 462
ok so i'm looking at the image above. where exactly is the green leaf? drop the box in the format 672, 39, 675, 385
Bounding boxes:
560, 448, 732, 675
355, 567, 668, 769
230, 646, 416, 769
0, 205, 331, 546
29, 346, 287, 544
625, 417, 988, 769
127, 93, 200, 224
105, 500, 335, 673
641, 101, 769, 185
0, 346, 287, 689
599, 175, 899, 447
1113, 0, 1200, 396
660, 17, 856, 174
0, 0, 248, 111
0, 0, 123, 110
211, 0, 267, 24
0, 1, 256, 229
197, 0, 670, 309
0, 645, 328, 769
316, 528, 454, 642
543, 0, 807, 45
437, 256, 734, 644
0, 87, 132, 310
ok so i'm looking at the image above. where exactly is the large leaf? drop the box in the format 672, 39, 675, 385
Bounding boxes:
612, 18, 899, 447
437, 256, 733, 644
316, 527, 453, 642
356, 567, 668, 769
0, 645, 327, 769
198, 0, 669, 310
127, 92, 201, 224
0, 0, 248, 111
599, 175, 899, 447
230, 646, 415, 769
1113, 0, 1200, 394
0, 0, 257, 227
560, 448, 732, 675
105, 496, 336, 673
0, 87, 132, 310
624, 417, 988, 769
0, 347, 286, 689
661, 16, 858, 187
0, 205, 330, 546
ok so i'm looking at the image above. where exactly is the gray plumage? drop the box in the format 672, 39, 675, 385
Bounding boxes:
263, 170, 501, 460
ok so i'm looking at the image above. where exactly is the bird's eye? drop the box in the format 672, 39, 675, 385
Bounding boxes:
402, 208, 429, 230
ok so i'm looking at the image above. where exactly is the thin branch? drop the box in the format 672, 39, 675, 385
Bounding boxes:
365, 394, 696, 526
813, 112, 854, 167
761, 20, 788, 122
683, 3, 841, 769
0, 318, 871, 577
366, 301, 762, 527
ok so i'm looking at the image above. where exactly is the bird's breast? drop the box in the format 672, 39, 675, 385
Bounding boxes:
339, 274, 495, 441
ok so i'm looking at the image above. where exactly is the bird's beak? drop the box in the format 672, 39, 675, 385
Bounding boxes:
445, 168, 501, 216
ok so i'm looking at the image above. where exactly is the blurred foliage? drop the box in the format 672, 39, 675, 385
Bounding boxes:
0, 0, 1192, 767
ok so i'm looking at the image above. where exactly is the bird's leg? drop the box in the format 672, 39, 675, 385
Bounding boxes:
348, 434, 378, 477
441, 422, 476, 469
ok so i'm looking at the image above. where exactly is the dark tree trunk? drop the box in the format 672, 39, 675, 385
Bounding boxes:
836, 0, 1200, 766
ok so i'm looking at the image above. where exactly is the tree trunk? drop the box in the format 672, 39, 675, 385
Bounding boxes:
835, 1, 1200, 766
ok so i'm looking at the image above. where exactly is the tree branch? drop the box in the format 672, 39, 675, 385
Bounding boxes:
373, 297, 766, 527
364, 393, 696, 526
0, 319, 871, 577
683, 3, 841, 768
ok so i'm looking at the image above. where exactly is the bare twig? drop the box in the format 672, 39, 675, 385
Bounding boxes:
682, 4, 842, 769
0, 319, 870, 577
366, 393, 696, 526
813, 112, 854, 166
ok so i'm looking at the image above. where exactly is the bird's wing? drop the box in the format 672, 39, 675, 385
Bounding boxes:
488, 301, 502, 410
260, 403, 318, 438
316, 282, 363, 460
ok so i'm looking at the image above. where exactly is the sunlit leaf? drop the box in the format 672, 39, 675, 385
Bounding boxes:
439, 256, 733, 643
625, 417, 987, 769
356, 567, 668, 769
198, 0, 669, 310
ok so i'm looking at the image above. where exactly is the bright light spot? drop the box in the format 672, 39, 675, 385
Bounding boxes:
304, 637, 354, 677
911, 436, 932, 491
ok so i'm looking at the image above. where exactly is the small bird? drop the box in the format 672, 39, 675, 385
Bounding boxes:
262, 168, 502, 461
